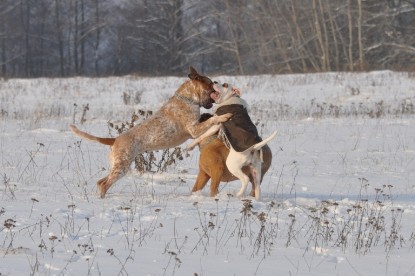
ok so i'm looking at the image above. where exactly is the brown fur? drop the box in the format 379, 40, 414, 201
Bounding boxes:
192, 138, 272, 197
70, 67, 232, 198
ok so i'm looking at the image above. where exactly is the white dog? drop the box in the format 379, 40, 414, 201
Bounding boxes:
187, 82, 277, 200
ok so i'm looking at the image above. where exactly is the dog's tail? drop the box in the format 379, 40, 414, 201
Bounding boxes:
252, 131, 278, 150
69, 124, 115, 146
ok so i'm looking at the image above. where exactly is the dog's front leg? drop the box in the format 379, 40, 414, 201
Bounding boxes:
186, 124, 221, 152
187, 113, 232, 138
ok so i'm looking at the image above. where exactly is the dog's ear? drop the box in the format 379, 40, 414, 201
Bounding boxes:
188, 66, 199, 80
188, 66, 214, 90
232, 87, 241, 97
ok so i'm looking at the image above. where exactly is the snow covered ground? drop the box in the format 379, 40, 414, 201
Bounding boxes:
1, 71, 415, 275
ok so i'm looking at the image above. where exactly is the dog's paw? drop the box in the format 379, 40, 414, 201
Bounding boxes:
216, 112, 233, 123
185, 147, 193, 154
186, 143, 196, 152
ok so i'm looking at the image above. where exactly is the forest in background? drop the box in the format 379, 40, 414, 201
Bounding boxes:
1, 0, 415, 77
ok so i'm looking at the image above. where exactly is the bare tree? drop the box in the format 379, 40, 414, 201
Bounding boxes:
54, 0, 65, 76
0, 2, 6, 76
357, 0, 365, 69
93, 0, 101, 75
1, 0, 415, 77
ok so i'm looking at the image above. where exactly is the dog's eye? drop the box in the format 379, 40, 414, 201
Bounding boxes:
213, 81, 218, 84
223, 83, 228, 88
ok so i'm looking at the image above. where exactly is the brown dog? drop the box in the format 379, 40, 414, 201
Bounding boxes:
191, 114, 272, 198
70, 67, 232, 198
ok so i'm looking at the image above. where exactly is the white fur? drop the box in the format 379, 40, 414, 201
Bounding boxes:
226, 131, 277, 200
215, 96, 248, 111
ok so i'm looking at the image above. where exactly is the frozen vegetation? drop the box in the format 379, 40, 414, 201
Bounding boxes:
0, 71, 415, 275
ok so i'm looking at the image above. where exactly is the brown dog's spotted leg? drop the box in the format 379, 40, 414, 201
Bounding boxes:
187, 113, 232, 138
97, 160, 130, 198
97, 176, 109, 198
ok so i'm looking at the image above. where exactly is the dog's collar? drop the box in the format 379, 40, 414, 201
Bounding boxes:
175, 93, 200, 106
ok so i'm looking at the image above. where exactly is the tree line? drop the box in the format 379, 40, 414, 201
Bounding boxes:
1, 0, 414, 77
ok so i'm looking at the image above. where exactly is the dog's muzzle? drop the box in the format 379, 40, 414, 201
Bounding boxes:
201, 86, 217, 109
203, 98, 214, 109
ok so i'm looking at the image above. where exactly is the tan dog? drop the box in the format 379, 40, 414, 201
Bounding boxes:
70, 67, 232, 198
187, 82, 277, 200
191, 122, 272, 198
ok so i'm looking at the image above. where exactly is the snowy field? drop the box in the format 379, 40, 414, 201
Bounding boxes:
1, 71, 415, 275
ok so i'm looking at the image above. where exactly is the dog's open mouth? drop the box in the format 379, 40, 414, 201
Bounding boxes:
201, 84, 220, 109
201, 92, 214, 109
210, 90, 220, 101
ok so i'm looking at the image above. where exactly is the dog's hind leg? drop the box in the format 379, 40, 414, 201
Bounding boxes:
260, 145, 272, 182
249, 163, 262, 201
226, 154, 250, 198
97, 156, 131, 198
209, 165, 225, 197
192, 171, 211, 194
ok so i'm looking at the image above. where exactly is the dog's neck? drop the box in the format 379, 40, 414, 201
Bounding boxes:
214, 96, 248, 112
175, 92, 199, 106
